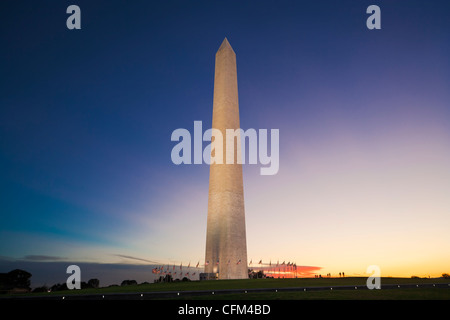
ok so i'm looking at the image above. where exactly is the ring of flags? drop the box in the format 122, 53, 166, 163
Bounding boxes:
151, 259, 298, 279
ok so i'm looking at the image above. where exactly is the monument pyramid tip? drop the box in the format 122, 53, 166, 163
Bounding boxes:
217, 37, 235, 54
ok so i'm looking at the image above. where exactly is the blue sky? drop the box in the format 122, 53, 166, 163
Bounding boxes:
1, 0, 450, 286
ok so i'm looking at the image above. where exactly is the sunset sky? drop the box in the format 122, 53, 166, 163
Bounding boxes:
1, 0, 449, 286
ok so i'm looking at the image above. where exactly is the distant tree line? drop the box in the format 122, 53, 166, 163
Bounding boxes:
32, 278, 100, 293
120, 279, 137, 286
0, 269, 32, 293
0, 269, 101, 294
153, 274, 191, 283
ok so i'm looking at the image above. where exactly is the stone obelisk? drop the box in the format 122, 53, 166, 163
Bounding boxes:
204, 38, 248, 279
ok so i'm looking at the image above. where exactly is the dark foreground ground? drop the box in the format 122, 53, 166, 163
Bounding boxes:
2, 277, 450, 300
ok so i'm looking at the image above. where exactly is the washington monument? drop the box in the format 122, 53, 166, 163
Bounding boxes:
204, 38, 248, 279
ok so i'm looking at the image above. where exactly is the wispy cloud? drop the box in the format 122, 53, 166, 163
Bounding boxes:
295, 266, 323, 277
113, 254, 160, 264
23, 255, 67, 261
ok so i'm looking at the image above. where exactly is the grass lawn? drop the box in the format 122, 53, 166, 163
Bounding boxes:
8, 277, 450, 300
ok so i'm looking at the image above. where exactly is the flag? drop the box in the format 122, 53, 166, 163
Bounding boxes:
216, 259, 219, 265
237, 259, 241, 265
205, 260, 209, 266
